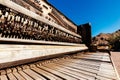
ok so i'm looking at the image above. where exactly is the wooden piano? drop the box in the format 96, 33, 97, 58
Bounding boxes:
0, 0, 118, 80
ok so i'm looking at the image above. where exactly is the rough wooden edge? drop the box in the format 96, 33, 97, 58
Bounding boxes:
0, 38, 85, 46
110, 52, 120, 80
0, 49, 88, 69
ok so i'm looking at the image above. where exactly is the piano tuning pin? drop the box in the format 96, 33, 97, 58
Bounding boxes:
31, 21, 33, 26
46, 26, 48, 30
28, 21, 31, 25
28, 20, 30, 25
18, 16, 20, 22
0, 15, 3, 19
1, 15, 5, 23
35, 22, 37, 26
7, 15, 11, 21
53, 27, 54, 29
23, 19, 28, 25
38, 25, 41, 28
17, 16, 19, 22
16, 16, 19, 22
66, 34, 68, 37
5, 12, 9, 18
11, 15, 15, 21
34, 22, 36, 27
35, 23, 37, 27
15, 16, 18, 21
36, 23, 38, 27
0, 10, 2, 16
21, 18, 24, 23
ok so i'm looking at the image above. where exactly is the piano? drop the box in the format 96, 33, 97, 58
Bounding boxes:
0, 0, 117, 80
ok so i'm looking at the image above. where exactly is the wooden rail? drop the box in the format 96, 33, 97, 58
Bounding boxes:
0, 43, 88, 69
0, 38, 84, 46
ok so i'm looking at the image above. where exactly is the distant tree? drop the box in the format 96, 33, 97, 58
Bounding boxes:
109, 36, 120, 51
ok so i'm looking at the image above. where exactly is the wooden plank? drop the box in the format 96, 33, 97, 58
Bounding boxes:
7, 73, 17, 80
57, 64, 96, 78
55, 59, 99, 70
13, 72, 26, 80
38, 65, 77, 80
96, 76, 112, 80
0, 38, 85, 46
23, 69, 46, 80
6, 69, 12, 74
44, 63, 92, 80
31, 67, 62, 80
0, 70, 6, 75
54, 61, 98, 74
11, 67, 25, 80
98, 63, 116, 79
49, 62, 96, 79
18, 71, 33, 80
22, 65, 30, 70
65, 59, 101, 66
0, 75, 8, 80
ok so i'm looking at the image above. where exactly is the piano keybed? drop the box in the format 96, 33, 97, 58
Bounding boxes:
0, 52, 117, 80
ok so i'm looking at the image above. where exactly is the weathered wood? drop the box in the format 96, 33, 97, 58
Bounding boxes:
0, 52, 117, 80
0, 44, 87, 69
23, 69, 46, 80
0, 0, 81, 38
31, 67, 62, 80
0, 38, 85, 46
7, 73, 17, 80
19, 71, 33, 80
0, 75, 8, 80
111, 52, 120, 80
38, 65, 77, 80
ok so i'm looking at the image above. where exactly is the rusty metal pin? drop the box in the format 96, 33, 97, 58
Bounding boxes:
34, 22, 36, 27
7, 15, 11, 21
18, 16, 20, 22
23, 19, 28, 25
31, 21, 33, 26
15, 16, 18, 21
5, 12, 8, 18
21, 18, 24, 23
11, 15, 15, 21
36, 23, 38, 27
0, 10, 2, 16
1, 15, 5, 23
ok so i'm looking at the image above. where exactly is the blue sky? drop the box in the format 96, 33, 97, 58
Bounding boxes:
48, 0, 120, 37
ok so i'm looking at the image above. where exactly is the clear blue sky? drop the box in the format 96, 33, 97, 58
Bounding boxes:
48, 0, 120, 37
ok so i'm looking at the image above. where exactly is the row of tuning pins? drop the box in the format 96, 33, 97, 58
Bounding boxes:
0, 10, 16, 23
55, 29, 68, 37
0, 9, 56, 32
0, 9, 39, 27
0, 9, 77, 41
0, 10, 43, 33
13, 16, 44, 30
